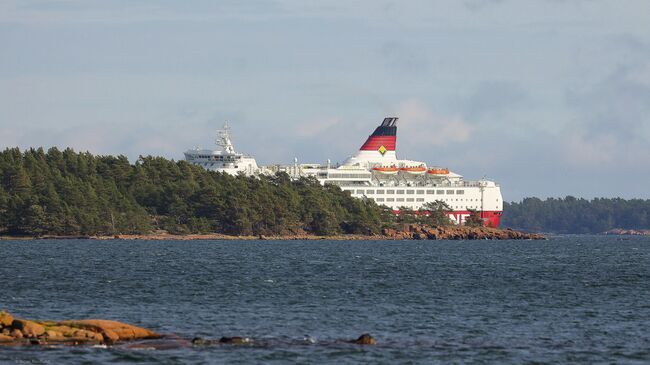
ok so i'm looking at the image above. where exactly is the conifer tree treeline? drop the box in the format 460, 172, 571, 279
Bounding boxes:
6, 148, 646, 236
502, 197, 650, 233
0, 147, 383, 236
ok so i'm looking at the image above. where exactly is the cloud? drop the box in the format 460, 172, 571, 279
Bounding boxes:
397, 99, 473, 148
377, 41, 429, 76
3, 0, 650, 201
296, 117, 343, 137
463, 0, 505, 11
561, 132, 618, 167
0, 0, 285, 25
463, 81, 529, 119
568, 65, 650, 137
563, 62, 650, 167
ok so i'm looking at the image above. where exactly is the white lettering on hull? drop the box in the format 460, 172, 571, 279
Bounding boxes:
448, 213, 470, 225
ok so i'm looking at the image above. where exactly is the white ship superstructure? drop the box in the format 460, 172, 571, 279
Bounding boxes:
185, 117, 503, 227
183, 122, 264, 176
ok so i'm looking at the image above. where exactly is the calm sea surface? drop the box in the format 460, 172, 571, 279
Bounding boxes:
2, 236, 650, 364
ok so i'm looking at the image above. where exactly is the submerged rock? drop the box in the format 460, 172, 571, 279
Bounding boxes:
219, 336, 251, 344
191, 337, 213, 345
353, 333, 376, 345
191, 336, 252, 346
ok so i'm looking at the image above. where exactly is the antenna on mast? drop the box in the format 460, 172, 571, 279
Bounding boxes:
216, 120, 235, 154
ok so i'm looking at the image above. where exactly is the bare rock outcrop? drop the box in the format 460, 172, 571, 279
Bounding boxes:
0, 311, 160, 346
0, 334, 14, 342
59, 319, 160, 342
11, 319, 45, 338
0, 312, 14, 328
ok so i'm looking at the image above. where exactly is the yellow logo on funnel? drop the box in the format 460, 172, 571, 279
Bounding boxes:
378, 145, 387, 155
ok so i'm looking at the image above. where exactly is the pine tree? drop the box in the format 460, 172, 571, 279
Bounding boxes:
465, 209, 484, 227
423, 200, 452, 227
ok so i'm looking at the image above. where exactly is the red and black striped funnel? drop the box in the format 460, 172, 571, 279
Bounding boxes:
359, 117, 398, 153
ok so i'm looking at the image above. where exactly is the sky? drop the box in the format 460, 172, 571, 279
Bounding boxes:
1, 0, 650, 201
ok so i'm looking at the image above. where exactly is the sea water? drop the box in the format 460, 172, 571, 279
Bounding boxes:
1, 236, 650, 364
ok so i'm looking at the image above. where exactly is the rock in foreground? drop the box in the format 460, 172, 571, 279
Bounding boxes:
0, 311, 160, 346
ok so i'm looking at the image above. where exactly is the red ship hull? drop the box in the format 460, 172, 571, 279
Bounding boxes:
447, 210, 502, 228
393, 210, 502, 228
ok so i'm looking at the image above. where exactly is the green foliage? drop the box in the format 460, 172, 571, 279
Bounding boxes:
502, 196, 650, 233
422, 200, 453, 227
0, 148, 383, 236
376, 201, 454, 228
465, 209, 484, 227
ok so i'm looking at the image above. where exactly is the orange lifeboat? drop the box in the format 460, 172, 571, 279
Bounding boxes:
372, 166, 399, 175
400, 166, 427, 175
427, 168, 449, 175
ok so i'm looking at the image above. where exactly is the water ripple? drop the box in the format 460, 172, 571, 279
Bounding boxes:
2, 235, 650, 363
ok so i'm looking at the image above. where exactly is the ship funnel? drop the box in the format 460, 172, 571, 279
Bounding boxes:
342, 117, 399, 167
359, 117, 398, 152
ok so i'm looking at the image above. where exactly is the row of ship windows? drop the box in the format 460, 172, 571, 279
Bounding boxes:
372, 197, 481, 203
202, 163, 239, 168
370, 198, 495, 210
195, 155, 241, 160
376, 197, 425, 202
370, 197, 483, 209
327, 173, 372, 179
345, 189, 465, 195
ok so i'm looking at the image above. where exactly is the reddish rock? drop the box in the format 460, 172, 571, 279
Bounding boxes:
353, 333, 376, 345
0, 311, 13, 327
44, 328, 104, 343
59, 319, 160, 341
10, 329, 22, 339
380, 224, 544, 240
11, 319, 45, 338
0, 313, 160, 346
603, 229, 650, 236
0, 334, 14, 342
44, 330, 64, 340
102, 329, 120, 343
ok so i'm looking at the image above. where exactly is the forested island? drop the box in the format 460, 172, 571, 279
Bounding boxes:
502, 197, 650, 234
1, 147, 641, 238
0, 147, 389, 237
2, 147, 496, 239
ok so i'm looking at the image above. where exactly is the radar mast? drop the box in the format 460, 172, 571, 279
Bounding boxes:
216, 121, 235, 154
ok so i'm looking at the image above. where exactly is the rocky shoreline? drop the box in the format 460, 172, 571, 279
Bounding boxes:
0, 311, 160, 346
381, 224, 545, 240
0, 311, 377, 348
602, 228, 650, 236
0, 225, 543, 241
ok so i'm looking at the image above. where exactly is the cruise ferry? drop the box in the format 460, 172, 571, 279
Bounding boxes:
184, 117, 503, 227
184, 122, 262, 176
